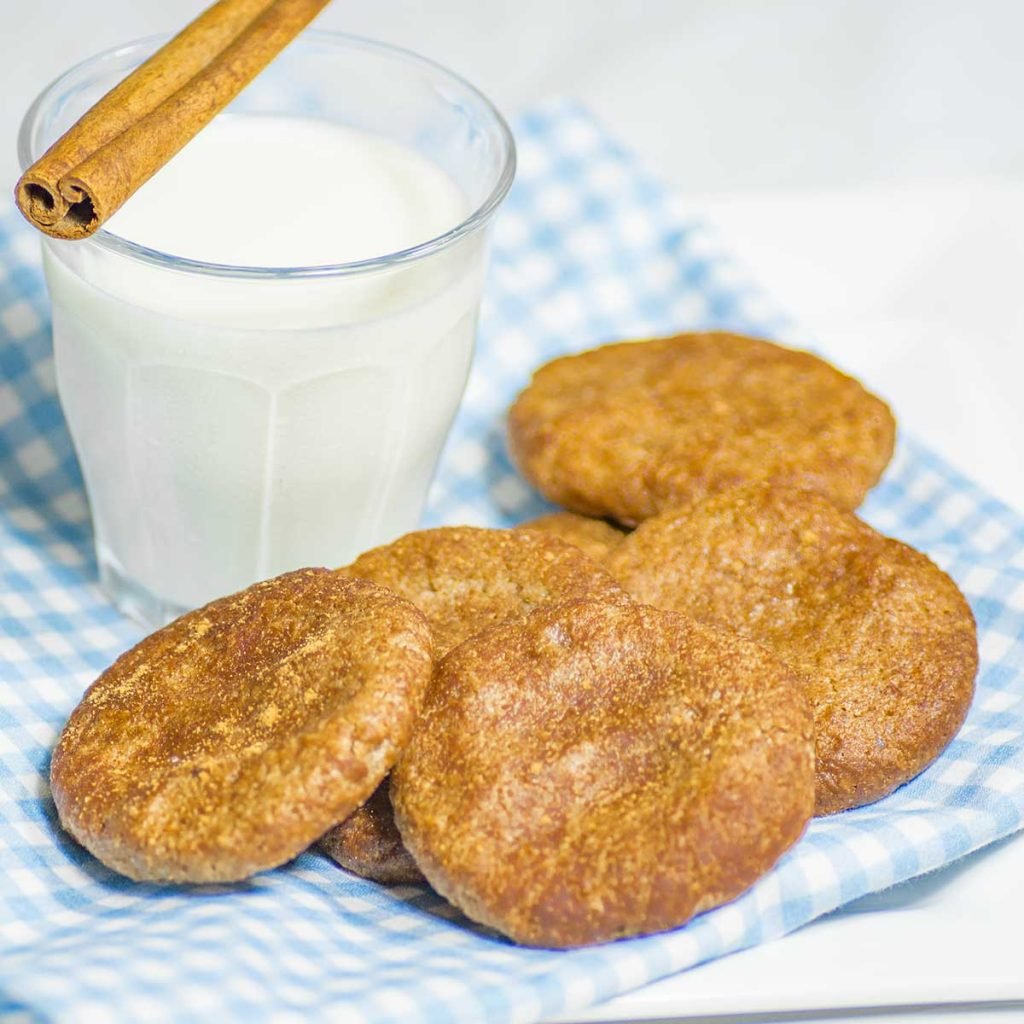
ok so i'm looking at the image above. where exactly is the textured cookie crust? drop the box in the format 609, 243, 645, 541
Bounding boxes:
338, 526, 628, 654
508, 332, 896, 524
515, 511, 627, 563
324, 527, 631, 884
319, 785, 421, 885
50, 569, 434, 883
392, 600, 814, 948
607, 485, 979, 814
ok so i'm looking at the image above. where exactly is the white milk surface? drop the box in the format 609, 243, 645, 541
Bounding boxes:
45, 115, 483, 622
107, 115, 467, 267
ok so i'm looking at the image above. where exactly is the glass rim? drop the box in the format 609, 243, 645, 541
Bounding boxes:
18, 30, 517, 280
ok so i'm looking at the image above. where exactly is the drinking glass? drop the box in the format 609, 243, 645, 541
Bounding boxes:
18, 32, 515, 627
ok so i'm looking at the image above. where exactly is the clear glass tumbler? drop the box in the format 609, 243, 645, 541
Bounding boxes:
18, 32, 515, 627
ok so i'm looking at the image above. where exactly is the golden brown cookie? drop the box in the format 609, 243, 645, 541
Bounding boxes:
50, 569, 433, 883
508, 332, 896, 525
323, 526, 631, 884
607, 485, 979, 815
319, 785, 421, 885
392, 600, 815, 948
338, 526, 628, 653
514, 511, 627, 563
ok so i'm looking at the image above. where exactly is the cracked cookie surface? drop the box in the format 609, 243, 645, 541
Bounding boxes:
508, 332, 896, 525
607, 484, 979, 814
392, 600, 814, 947
51, 569, 433, 882
323, 527, 629, 884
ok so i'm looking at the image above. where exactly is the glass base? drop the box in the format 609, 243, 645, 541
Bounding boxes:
98, 557, 190, 630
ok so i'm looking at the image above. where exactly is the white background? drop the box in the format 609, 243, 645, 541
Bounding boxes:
5, 0, 1024, 192
4, 3, 1024, 1022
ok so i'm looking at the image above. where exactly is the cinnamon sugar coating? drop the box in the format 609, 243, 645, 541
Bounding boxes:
515, 511, 628, 563
319, 784, 421, 885
338, 526, 628, 653
508, 332, 896, 525
392, 600, 814, 947
50, 569, 433, 883
323, 526, 630, 884
607, 485, 979, 814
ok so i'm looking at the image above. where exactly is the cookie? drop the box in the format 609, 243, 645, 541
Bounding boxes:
391, 600, 814, 947
338, 526, 628, 653
508, 332, 896, 525
514, 511, 627, 563
322, 526, 629, 884
607, 485, 979, 814
50, 569, 433, 883
319, 784, 421, 885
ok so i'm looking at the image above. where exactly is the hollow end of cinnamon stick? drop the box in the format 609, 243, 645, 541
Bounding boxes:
16, 173, 66, 227
15, 172, 100, 240
56, 178, 101, 239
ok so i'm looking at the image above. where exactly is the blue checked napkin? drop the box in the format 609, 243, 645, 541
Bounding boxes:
2, 98, 1024, 1024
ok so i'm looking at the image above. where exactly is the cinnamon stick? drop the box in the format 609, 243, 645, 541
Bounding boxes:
15, 0, 332, 240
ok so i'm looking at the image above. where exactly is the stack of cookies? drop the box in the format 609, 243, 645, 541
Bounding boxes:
50, 332, 978, 949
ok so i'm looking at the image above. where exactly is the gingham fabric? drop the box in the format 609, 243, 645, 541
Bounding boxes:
1, 98, 1023, 1024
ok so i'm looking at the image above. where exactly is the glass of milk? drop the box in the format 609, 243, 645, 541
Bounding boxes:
19, 33, 515, 627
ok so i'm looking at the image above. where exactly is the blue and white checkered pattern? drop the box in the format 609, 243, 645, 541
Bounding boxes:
1, 98, 1023, 1024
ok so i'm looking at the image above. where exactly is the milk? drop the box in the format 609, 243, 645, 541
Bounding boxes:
107, 116, 468, 269
43, 114, 485, 623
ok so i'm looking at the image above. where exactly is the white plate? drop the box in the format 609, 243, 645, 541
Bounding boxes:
549, 831, 1024, 1022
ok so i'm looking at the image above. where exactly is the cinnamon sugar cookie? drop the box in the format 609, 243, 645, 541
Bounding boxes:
319, 784, 421, 885
508, 332, 895, 525
607, 485, 979, 814
515, 511, 627, 563
51, 569, 433, 883
323, 527, 629, 884
392, 600, 814, 947
338, 526, 627, 653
